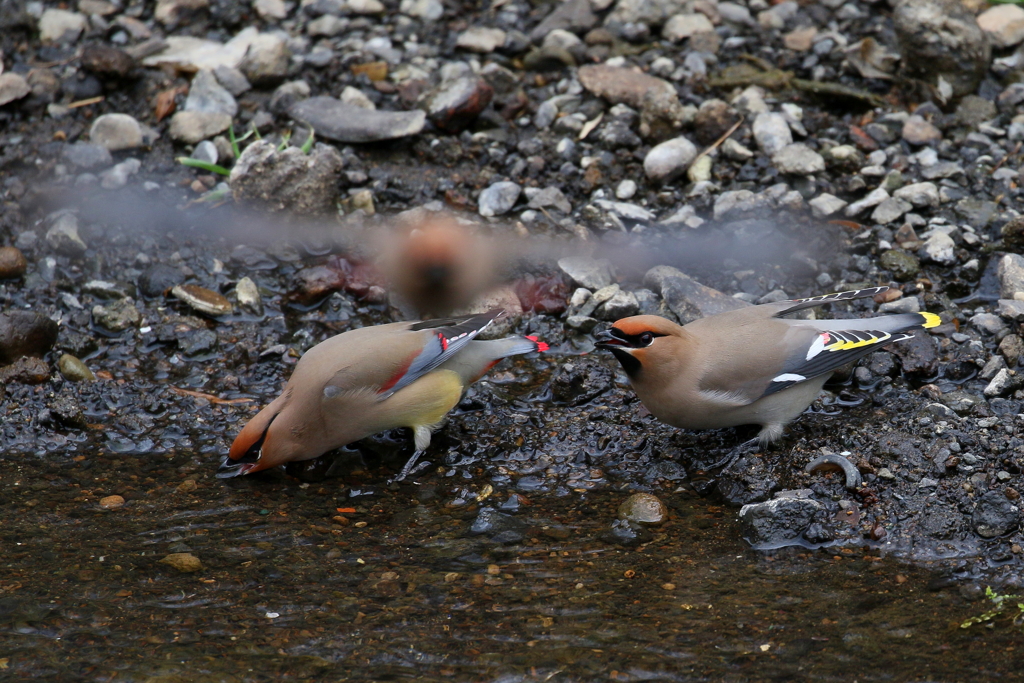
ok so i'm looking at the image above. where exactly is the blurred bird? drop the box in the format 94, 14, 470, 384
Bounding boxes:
375, 213, 510, 316
219, 309, 548, 481
595, 287, 940, 463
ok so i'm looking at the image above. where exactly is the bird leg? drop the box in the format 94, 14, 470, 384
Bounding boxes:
388, 425, 435, 484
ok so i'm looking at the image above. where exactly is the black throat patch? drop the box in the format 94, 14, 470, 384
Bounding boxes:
608, 347, 642, 377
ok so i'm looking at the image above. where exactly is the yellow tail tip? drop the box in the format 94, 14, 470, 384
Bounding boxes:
920, 312, 941, 329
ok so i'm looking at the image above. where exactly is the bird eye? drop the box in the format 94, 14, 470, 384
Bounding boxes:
639, 332, 654, 346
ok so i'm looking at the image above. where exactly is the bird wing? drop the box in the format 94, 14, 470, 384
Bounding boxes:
375, 309, 504, 400
696, 310, 940, 403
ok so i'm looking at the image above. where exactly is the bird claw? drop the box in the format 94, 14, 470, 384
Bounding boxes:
705, 437, 762, 474
388, 450, 430, 484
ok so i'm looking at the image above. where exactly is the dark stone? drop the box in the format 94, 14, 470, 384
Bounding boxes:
600, 518, 653, 547
938, 390, 985, 416
529, 0, 596, 42
888, 331, 938, 377
693, 100, 742, 146
80, 44, 136, 79
0, 356, 50, 384
973, 491, 1021, 538
0, 311, 59, 364
468, 507, 526, 539
178, 328, 218, 357
137, 263, 186, 298
549, 357, 613, 406
955, 198, 997, 227
47, 393, 87, 429
423, 76, 494, 134
916, 502, 967, 540
894, 0, 990, 100
738, 496, 823, 549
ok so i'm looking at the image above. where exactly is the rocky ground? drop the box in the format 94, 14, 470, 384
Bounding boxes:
1, 0, 1023, 588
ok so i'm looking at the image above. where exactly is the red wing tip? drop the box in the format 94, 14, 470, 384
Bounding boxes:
525, 335, 550, 352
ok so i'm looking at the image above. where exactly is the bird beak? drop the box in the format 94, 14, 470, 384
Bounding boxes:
216, 458, 259, 478
594, 328, 631, 349
218, 410, 278, 478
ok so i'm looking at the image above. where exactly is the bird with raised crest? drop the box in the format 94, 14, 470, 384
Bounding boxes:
595, 287, 940, 467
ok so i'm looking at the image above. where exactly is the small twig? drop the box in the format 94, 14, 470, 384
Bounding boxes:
170, 386, 253, 404
67, 96, 105, 109
691, 115, 745, 166
991, 140, 1022, 175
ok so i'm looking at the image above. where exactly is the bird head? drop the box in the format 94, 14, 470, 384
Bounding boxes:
217, 392, 300, 478
594, 316, 680, 377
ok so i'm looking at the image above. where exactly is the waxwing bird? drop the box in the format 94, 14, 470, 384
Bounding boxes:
219, 310, 548, 481
375, 214, 507, 316
595, 287, 940, 455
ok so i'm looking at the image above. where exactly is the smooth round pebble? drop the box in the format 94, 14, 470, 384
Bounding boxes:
617, 492, 668, 525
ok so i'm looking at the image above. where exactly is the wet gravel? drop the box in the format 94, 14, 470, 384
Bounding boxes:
3, 0, 1024, 678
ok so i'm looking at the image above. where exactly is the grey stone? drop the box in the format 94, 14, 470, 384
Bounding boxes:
644, 265, 749, 324
0, 73, 31, 106
39, 8, 87, 42
752, 112, 792, 156
971, 312, 1008, 336
526, 186, 571, 213
663, 13, 714, 42
184, 68, 238, 117
808, 193, 847, 217
871, 197, 912, 224
478, 181, 522, 217
213, 65, 251, 96
400, 0, 444, 20
45, 212, 87, 256
289, 96, 425, 143
921, 231, 956, 265
456, 26, 506, 53
878, 296, 920, 314
597, 289, 639, 320
643, 136, 698, 183
998, 299, 1024, 322
530, 0, 596, 42
92, 298, 142, 332
998, 254, 1024, 298
901, 115, 942, 145
559, 256, 613, 290
843, 187, 889, 216
894, 0, 990, 99
772, 143, 825, 175
893, 181, 939, 208
239, 32, 290, 86
63, 142, 113, 169
100, 158, 141, 190
169, 111, 232, 144
229, 139, 344, 215
90, 113, 145, 151
984, 368, 1016, 397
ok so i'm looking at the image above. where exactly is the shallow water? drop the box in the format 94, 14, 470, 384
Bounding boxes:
3, 434, 1021, 682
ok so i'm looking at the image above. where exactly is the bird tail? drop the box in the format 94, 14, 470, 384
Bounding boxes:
476, 334, 549, 359
803, 310, 941, 334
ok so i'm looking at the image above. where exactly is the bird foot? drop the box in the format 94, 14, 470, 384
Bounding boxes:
388, 450, 430, 484
705, 437, 762, 474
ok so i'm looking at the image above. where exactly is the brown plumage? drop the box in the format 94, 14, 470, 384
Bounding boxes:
596, 287, 940, 445
377, 215, 504, 316
220, 310, 547, 479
